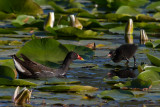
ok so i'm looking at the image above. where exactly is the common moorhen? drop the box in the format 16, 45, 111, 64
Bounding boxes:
11, 51, 84, 78
108, 44, 138, 67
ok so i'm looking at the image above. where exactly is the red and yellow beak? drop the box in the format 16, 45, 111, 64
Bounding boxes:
77, 54, 84, 60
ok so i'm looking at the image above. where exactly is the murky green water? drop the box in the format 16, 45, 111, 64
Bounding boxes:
0, 0, 160, 106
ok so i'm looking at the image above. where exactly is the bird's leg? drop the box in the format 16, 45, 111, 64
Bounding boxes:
125, 58, 129, 67
133, 56, 136, 69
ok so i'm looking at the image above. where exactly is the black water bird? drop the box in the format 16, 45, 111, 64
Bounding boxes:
11, 52, 84, 78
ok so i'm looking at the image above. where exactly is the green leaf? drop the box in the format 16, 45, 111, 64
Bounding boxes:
17, 38, 68, 65
0, 11, 16, 20
145, 41, 154, 48
116, 6, 140, 16
48, 1, 65, 13
54, 27, 100, 38
12, 15, 35, 27
146, 54, 160, 67
0, 65, 15, 80
0, 0, 43, 15
37, 85, 98, 92
0, 78, 37, 86
45, 78, 81, 85
138, 70, 160, 82
0, 28, 17, 34
16, 38, 94, 67
64, 44, 94, 59
98, 89, 134, 100
146, 1, 160, 11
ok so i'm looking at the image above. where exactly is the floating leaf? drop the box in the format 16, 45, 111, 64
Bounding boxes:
12, 15, 35, 27
136, 14, 156, 22
146, 54, 160, 67
0, 78, 37, 86
146, 1, 160, 12
64, 44, 94, 59
98, 89, 134, 100
16, 38, 94, 66
17, 38, 68, 65
0, 11, 16, 20
0, 0, 43, 15
54, 27, 100, 38
37, 85, 98, 92
48, 1, 65, 13
45, 78, 81, 85
0, 28, 17, 34
0, 65, 15, 80
116, 6, 140, 16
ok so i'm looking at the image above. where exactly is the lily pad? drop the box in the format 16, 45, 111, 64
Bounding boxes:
146, 54, 160, 67
0, 78, 37, 86
98, 89, 134, 100
17, 38, 68, 65
0, 28, 17, 34
48, 1, 65, 13
116, 6, 140, 16
45, 78, 81, 85
64, 44, 94, 59
0, 65, 15, 80
105, 13, 135, 22
0, 11, 16, 20
146, 1, 160, 12
16, 38, 94, 66
37, 85, 98, 92
12, 15, 35, 27
0, 0, 43, 15
53, 27, 100, 38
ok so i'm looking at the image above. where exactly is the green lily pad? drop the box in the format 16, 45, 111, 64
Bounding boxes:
137, 66, 160, 81
105, 13, 135, 22
0, 28, 17, 34
12, 15, 35, 27
48, 1, 65, 13
16, 38, 94, 66
146, 1, 160, 12
0, 11, 16, 20
64, 44, 94, 59
45, 78, 81, 85
17, 38, 68, 65
146, 54, 160, 67
136, 14, 156, 22
109, 26, 125, 34
0, 59, 15, 70
145, 41, 154, 48
0, 78, 37, 86
37, 85, 98, 92
0, 65, 15, 80
54, 27, 100, 38
153, 12, 160, 19
98, 89, 134, 100
0, 0, 43, 15
116, 6, 140, 16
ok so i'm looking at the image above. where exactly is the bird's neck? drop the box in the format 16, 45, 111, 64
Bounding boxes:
61, 57, 73, 72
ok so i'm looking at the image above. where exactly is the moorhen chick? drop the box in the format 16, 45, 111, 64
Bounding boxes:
108, 44, 138, 67
11, 51, 84, 78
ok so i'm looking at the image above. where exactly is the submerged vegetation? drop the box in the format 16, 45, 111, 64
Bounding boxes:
0, 0, 160, 106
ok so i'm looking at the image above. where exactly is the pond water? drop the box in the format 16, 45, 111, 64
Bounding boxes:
0, 0, 160, 106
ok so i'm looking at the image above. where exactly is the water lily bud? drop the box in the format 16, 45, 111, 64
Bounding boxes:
13, 86, 32, 105
69, 14, 83, 30
44, 12, 55, 30
140, 29, 148, 44
125, 34, 133, 44
125, 18, 133, 35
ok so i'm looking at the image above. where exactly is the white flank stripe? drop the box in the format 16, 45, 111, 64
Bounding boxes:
13, 59, 26, 73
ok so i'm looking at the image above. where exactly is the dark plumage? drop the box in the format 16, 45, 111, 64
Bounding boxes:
11, 52, 84, 78
108, 44, 138, 67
